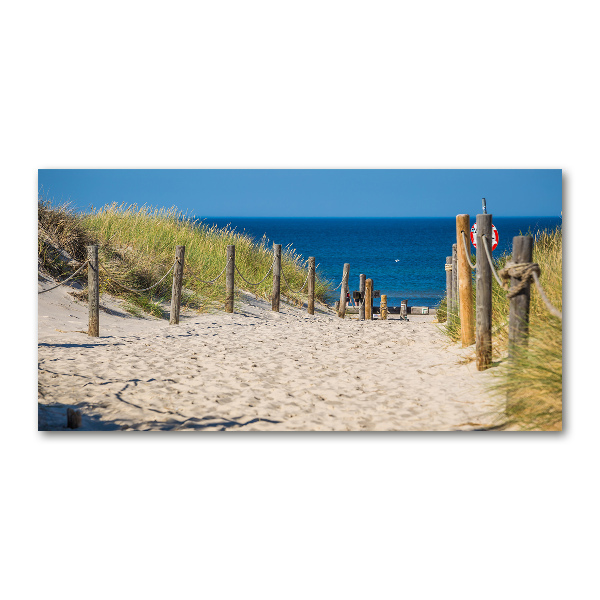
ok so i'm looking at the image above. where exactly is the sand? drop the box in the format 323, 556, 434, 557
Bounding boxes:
38, 274, 501, 431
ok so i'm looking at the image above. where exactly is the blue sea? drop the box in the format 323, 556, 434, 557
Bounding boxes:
193, 217, 562, 308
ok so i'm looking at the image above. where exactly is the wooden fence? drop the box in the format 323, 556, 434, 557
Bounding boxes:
40, 241, 431, 338
443, 213, 562, 371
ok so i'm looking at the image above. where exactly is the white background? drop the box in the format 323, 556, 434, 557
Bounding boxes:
2, 1, 598, 599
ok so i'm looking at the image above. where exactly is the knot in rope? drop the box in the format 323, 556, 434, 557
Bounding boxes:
498, 262, 541, 297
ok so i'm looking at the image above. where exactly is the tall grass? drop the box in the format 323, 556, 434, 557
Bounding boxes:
39, 200, 331, 316
38, 197, 94, 284
438, 226, 562, 430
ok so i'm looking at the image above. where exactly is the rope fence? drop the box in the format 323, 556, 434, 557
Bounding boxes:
195, 255, 233, 285
446, 213, 562, 372
40, 235, 404, 339
281, 264, 311, 294
38, 260, 89, 294
99, 259, 178, 293
461, 231, 476, 270
235, 257, 275, 287
481, 233, 562, 319
39, 242, 326, 336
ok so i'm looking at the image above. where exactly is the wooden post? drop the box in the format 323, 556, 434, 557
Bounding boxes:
365, 279, 373, 320
169, 245, 185, 325
225, 245, 235, 313
67, 408, 82, 429
307, 257, 315, 315
476, 214, 492, 370
400, 299, 407, 320
370, 281, 375, 319
87, 245, 99, 337
456, 215, 475, 346
451, 243, 458, 322
338, 263, 350, 318
444, 255, 452, 324
509, 235, 534, 357
359, 274, 366, 321
272, 243, 281, 312
380, 294, 388, 320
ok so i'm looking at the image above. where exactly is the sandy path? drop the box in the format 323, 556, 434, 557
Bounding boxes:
38, 278, 501, 431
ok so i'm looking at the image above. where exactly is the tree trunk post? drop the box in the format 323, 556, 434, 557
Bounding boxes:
225, 245, 235, 313
451, 243, 458, 323
380, 294, 388, 320
476, 214, 492, 370
87, 245, 99, 337
508, 235, 534, 357
365, 278, 373, 320
272, 243, 281, 312
456, 215, 475, 346
169, 245, 185, 325
338, 263, 350, 318
359, 274, 366, 321
307, 256, 315, 315
444, 255, 452, 324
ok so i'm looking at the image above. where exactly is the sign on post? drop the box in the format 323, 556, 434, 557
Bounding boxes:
471, 223, 499, 250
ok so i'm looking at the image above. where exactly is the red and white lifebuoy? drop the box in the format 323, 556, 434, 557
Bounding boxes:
471, 223, 499, 250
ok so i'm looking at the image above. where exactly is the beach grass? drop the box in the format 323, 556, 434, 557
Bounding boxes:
38, 199, 332, 315
438, 226, 562, 430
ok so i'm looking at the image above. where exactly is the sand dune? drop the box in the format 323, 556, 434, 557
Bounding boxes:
38, 276, 501, 431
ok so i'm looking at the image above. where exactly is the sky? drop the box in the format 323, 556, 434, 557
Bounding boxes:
38, 169, 562, 218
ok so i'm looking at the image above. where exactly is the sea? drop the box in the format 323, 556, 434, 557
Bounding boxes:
192, 217, 562, 308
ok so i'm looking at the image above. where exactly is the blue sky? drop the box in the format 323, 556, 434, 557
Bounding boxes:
38, 169, 562, 218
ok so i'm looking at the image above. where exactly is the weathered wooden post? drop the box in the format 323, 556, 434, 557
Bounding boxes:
451, 243, 458, 322
444, 255, 452, 324
307, 256, 315, 315
169, 245, 185, 325
365, 279, 373, 320
456, 215, 475, 346
338, 263, 350, 318
272, 243, 281, 312
476, 214, 492, 370
67, 408, 82, 429
509, 235, 534, 357
370, 281, 375, 319
380, 294, 388, 320
225, 245, 235, 313
87, 244, 99, 337
359, 274, 366, 321
400, 299, 407, 320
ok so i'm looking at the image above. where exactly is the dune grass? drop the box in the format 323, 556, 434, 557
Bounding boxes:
38, 199, 332, 316
437, 226, 562, 430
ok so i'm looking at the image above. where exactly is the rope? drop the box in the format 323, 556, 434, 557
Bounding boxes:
532, 271, 563, 320
498, 262, 540, 298
194, 255, 232, 284
281, 266, 311, 294
235, 258, 275, 287
498, 261, 562, 320
481, 234, 506, 289
444, 263, 452, 271
332, 280, 343, 291
461, 231, 476, 270
38, 260, 89, 294
100, 259, 177, 293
